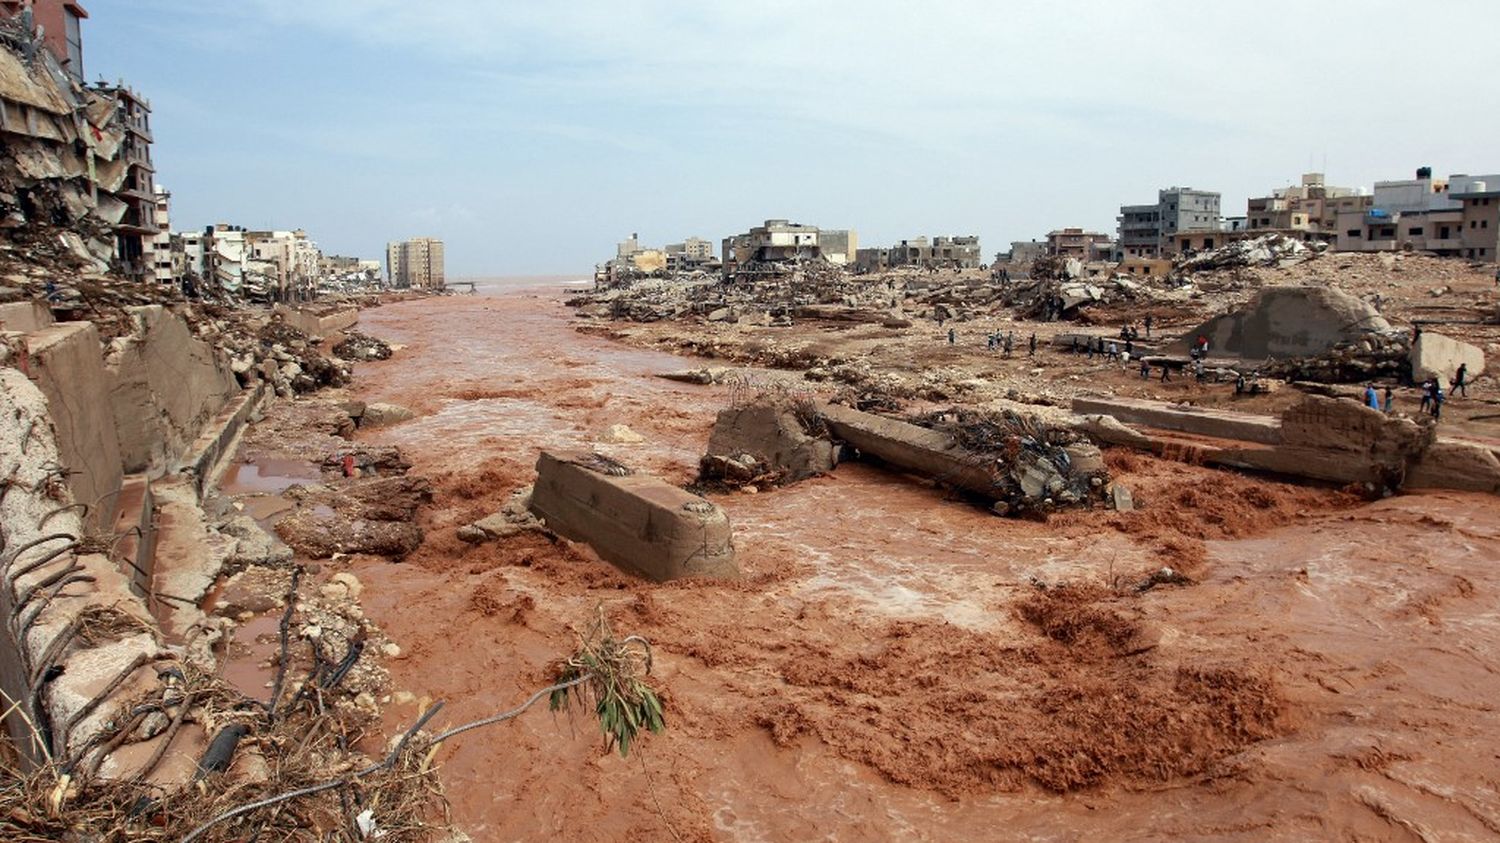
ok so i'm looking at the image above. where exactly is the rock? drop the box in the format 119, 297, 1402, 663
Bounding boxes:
212, 567, 290, 617
381, 642, 402, 658
360, 402, 416, 428
330, 572, 364, 601
706, 307, 734, 323
657, 369, 714, 385
221, 515, 294, 570
882, 318, 913, 329
1111, 484, 1135, 512
599, 423, 644, 444
1410, 331, 1485, 386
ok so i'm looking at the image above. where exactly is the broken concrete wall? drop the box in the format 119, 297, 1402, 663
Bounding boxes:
0, 367, 171, 770
1409, 331, 1485, 386
1071, 396, 1282, 445
701, 401, 836, 487
529, 451, 737, 581
21, 321, 125, 532
1178, 286, 1391, 359
106, 305, 240, 475
273, 304, 358, 338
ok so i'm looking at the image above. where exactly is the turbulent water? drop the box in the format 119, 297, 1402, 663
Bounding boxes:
318, 285, 1500, 841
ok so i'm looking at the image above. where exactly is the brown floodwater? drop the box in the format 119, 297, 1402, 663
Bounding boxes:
331, 286, 1500, 841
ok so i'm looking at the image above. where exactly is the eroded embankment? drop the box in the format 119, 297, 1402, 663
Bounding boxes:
289, 288, 1500, 841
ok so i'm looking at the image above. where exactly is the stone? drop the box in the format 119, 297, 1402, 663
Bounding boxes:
706, 307, 733, 322
360, 402, 416, 428
330, 572, 364, 601
1409, 331, 1485, 386
599, 423, 644, 444
1111, 484, 1135, 512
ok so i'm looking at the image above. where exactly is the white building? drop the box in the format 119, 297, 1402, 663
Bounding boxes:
151, 187, 173, 284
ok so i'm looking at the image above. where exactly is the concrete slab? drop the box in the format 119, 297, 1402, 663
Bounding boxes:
529, 452, 737, 582
1071, 396, 1283, 445
0, 299, 52, 333
820, 404, 996, 497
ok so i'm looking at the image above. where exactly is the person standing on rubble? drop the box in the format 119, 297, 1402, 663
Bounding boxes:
1107, 340, 1119, 362
948, 327, 956, 345
1364, 383, 1380, 411
1454, 363, 1469, 398
1144, 314, 1154, 338
1431, 381, 1445, 420
1383, 385, 1394, 413
1003, 333, 1014, 358
1160, 362, 1171, 382
1420, 379, 1433, 414
1029, 333, 1037, 357
1141, 358, 1152, 380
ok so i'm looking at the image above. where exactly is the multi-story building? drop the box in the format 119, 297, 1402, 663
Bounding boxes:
150, 186, 173, 284
1246, 173, 1367, 241
1045, 228, 1112, 260
1117, 187, 1221, 257
92, 83, 156, 281
720, 219, 855, 277
662, 236, 717, 272
386, 237, 445, 289
1004, 240, 1048, 268
854, 235, 980, 272
1331, 168, 1500, 255
0, 0, 86, 81
1453, 182, 1499, 262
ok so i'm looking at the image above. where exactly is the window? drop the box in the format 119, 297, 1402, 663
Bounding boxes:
1409, 227, 1423, 236
1347, 230, 1361, 238
1484, 220, 1490, 228
1472, 221, 1479, 229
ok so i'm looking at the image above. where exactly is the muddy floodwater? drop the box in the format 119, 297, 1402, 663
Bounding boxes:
331, 283, 1500, 841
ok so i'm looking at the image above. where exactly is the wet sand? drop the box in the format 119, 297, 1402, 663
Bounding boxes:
341, 287, 1500, 841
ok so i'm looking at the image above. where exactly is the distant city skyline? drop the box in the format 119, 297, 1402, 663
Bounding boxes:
88, 0, 1500, 275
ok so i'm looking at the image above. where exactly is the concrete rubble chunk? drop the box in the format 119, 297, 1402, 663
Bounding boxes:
701, 400, 836, 487
1409, 331, 1485, 386
360, 402, 416, 428
599, 423, 645, 444
528, 451, 738, 581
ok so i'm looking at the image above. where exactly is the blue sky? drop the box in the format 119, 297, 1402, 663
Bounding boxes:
86, 1, 1500, 276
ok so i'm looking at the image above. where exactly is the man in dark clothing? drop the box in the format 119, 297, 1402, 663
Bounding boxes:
1141, 358, 1151, 379
1420, 379, 1433, 414
1144, 315, 1153, 338
1028, 333, 1037, 357
1160, 363, 1171, 382
948, 327, 956, 345
1454, 363, 1468, 397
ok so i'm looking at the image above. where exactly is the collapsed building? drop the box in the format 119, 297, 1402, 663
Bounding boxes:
854, 235, 982, 273
720, 219, 857, 280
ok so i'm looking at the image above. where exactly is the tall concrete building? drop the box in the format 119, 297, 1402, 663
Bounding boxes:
386, 237, 445, 289
1118, 187, 1221, 257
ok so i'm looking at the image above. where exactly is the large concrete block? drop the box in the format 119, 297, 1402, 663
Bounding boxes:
1410, 331, 1485, 386
820, 404, 995, 497
0, 299, 53, 333
107, 306, 239, 474
1405, 438, 1500, 493
529, 452, 737, 582
1178, 286, 1390, 359
23, 321, 124, 531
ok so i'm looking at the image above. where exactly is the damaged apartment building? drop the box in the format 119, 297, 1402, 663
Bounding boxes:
0, 0, 163, 280
596, 232, 719, 284
854, 234, 981, 273
721, 219, 857, 279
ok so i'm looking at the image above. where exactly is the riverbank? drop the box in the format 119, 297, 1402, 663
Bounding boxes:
249, 286, 1500, 840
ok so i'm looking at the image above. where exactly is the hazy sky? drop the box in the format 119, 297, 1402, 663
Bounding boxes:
88, 1, 1500, 276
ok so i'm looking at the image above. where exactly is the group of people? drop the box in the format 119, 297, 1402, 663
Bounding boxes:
983, 330, 1038, 358
1361, 363, 1469, 422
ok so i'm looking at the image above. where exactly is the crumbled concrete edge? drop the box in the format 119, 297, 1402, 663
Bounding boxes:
0, 367, 171, 768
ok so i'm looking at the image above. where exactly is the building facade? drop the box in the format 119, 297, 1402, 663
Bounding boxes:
720, 219, 856, 277
1454, 185, 1499, 261
1045, 228, 1112, 260
1117, 187, 1221, 257
854, 235, 980, 272
0, 0, 86, 81
386, 237, 445, 289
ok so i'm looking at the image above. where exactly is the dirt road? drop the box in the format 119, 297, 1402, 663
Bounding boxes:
341, 285, 1500, 841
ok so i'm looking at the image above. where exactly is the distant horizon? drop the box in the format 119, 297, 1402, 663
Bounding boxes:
88, 1, 1500, 275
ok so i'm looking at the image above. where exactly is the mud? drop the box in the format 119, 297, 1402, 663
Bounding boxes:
328, 286, 1500, 840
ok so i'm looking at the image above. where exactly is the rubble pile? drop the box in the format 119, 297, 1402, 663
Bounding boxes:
1262, 330, 1412, 383
333, 329, 394, 361
912, 408, 1112, 515
1176, 233, 1322, 272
